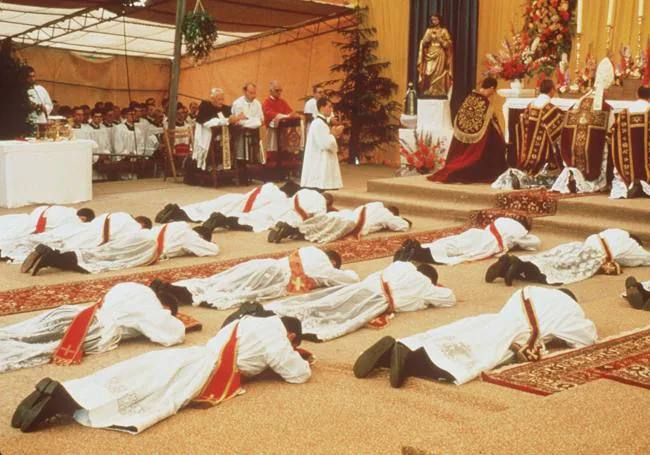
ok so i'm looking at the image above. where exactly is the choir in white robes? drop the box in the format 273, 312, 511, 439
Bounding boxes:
300, 115, 342, 190
87, 124, 113, 156
175, 246, 358, 309
424, 217, 540, 265
398, 286, 597, 384
267, 261, 456, 341
0, 283, 185, 374
62, 315, 310, 434
112, 123, 144, 156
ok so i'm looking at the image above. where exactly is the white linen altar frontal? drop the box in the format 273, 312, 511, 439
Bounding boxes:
0, 140, 93, 208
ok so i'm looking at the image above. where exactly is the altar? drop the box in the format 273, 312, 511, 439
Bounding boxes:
0, 139, 94, 208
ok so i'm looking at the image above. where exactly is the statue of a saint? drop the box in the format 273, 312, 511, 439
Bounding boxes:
417, 14, 453, 98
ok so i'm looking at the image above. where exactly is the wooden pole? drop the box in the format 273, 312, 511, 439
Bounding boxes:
167, 0, 187, 144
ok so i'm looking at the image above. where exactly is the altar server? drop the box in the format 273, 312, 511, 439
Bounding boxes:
25, 66, 53, 125
267, 261, 455, 342
353, 286, 596, 387
87, 109, 113, 156
0, 282, 185, 374
12, 314, 309, 433
393, 217, 540, 265
168, 246, 357, 310
300, 97, 344, 190
486, 229, 650, 286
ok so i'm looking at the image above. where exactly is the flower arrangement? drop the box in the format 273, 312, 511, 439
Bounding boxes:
181, 2, 219, 62
484, 31, 533, 81
522, 0, 572, 76
398, 130, 447, 174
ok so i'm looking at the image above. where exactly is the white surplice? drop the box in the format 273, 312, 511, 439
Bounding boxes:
423, 217, 540, 265
298, 201, 410, 244
0, 283, 185, 374
267, 261, 456, 341
399, 286, 597, 385
182, 182, 287, 222
0, 205, 78, 254
520, 228, 650, 285
300, 115, 342, 190
64, 315, 310, 434
87, 124, 113, 155
193, 114, 229, 170
112, 123, 144, 156
27, 85, 53, 124
175, 246, 359, 310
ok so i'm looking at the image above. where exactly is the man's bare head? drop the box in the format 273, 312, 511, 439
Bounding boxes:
269, 80, 283, 98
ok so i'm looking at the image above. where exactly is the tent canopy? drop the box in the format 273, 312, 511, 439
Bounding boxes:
0, 0, 350, 58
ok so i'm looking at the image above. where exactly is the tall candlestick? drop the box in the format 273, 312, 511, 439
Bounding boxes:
639, 0, 645, 18
607, 0, 616, 26
577, 0, 583, 33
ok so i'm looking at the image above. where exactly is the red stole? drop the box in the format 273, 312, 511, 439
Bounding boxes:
52, 299, 103, 365
100, 214, 111, 245
286, 251, 317, 294
33, 206, 52, 234
488, 222, 505, 253
242, 186, 262, 213
193, 323, 242, 406
293, 195, 309, 221
598, 235, 622, 275
367, 277, 395, 329
511, 289, 542, 362
345, 206, 367, 240
147, 224, 169, 265
610, 109, 650, 185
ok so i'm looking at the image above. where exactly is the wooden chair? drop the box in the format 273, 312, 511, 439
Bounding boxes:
163, 125, 194, 182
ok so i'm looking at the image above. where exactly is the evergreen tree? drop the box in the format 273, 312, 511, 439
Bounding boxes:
0, 39, 34, 139
325, 7, 400, 164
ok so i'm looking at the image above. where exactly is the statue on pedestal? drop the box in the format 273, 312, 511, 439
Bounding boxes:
417, 14, 453, 99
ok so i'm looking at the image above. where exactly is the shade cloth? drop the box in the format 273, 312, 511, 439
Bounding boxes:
0, 139, 93, 208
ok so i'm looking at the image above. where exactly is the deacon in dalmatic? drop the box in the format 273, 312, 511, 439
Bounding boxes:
492, 80, 564, 190
551, 58, 615, 194
393, 217, 540, 265
428, 77, 507, 183
268, 201, 410, 244
609, 85, 650, 199
266, 261, 455, 342
163, 246, 357, 310
0, 282, 185, 375
485, 228, 650, 286
12, 314, 310, 433
353, 287, 596, 387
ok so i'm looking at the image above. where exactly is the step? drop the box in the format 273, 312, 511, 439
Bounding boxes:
534, 214, 650, 243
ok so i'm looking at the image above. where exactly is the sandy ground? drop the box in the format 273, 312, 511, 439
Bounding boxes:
1, 165, 649, 454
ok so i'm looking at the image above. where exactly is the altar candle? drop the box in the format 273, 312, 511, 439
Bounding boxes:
607, 0, 616, 26
577, 0, 583, 33
639, 0, 645, 18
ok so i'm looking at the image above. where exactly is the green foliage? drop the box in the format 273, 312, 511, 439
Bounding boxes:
0, 39, 34, 139
323, 7, 400, 163
181, 11, 219, 62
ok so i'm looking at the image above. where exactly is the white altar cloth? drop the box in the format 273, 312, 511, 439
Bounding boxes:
0, 140, 93, 208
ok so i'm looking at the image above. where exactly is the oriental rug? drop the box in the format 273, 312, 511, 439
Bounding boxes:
481, 326, 650, 395
0, 224, 467, 316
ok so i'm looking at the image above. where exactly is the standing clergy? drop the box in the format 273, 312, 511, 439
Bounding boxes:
429, 77, 507, 183
24, 66, 53, 126
609, 85, 650, 199
0, 282, 185, 374
485, 228, 650, 286
393, 217, 540, 265
169, 246, 357, 310
11, 314, 309, 433
231, 82, 265, 185
269, 201, 410, 244
262, 80, 299, 154
492, 80, 565, 190
267, 261, 455, 342
353, 287, 596, 387
551, 58, 615, 194
300, 97, 345, 191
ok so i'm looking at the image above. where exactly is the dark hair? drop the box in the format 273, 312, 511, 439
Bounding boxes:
94, 102, 104, 109
316, 97, 331, 110
539, 79, 555, 94
76, 207, 95, 222
243, 82, 256, 90
58, 105, 72, 117
154, 290, 179, 316
80, 104, 90, 111
91, 108, 103, 116
279, 180, 301, 197
481, 77, 498, 89
429, 13, 443, 24
134, 215, 152, 229
517, 217, 532, 231
104, 102, 114, 110
280, 316, 303, 345
558, 288, 577, 302
638, 86, 650, 100
324, 249, 342, 269
630, 234, 643, 246
386, 205, 400, 216
417, 264, 439, 285
121, 107, 130, 115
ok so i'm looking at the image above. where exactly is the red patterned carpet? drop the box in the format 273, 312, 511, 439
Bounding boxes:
482, 326, 650, 395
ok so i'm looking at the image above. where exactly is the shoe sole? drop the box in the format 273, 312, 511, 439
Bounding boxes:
12, 378, 57, 430
267, 228, 280, 244
389, 343, 409, 388
21, 251, 42, 274
626, 287, 645, 310
353, 336, 395, 379
485, 256, 509, 283
30, 254, 47, 276
625, 276, 639, 291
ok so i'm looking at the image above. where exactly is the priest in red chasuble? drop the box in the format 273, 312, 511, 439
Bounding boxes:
551, 58, 615, 194
609, 85, 650, 199
492, 80, 564, 190
428, 77, 507, 183
262, 80, 300, 154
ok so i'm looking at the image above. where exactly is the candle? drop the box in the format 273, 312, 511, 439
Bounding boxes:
639, 0, 645, 18
577, 0, 583, 33
607, 0, 616, 26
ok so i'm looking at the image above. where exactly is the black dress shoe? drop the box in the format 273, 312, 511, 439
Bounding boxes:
12, 378, 73, 433
21, 250, 43, 274
504, 257, 523, 287
567, 171, 578, 194
192, 225, 213, 242
625, 286, 646, 310
155, 204, 174, 223
390, 342, 411, 388
510, 170, 521, 190
353, 336, 396, 379
485, 255, 511, 283
627, 181, 644, 199
202, 212, 228, 232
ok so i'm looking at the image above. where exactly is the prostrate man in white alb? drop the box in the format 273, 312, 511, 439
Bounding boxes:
24, 66, 53, 126
353, 286, 597, 388
393, 217, 540, 265
300, 97, 344, 191
267, 261, 456, 342
162, 246, 357, 310
0, 282, 185, 375
12, 314, 310, 434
